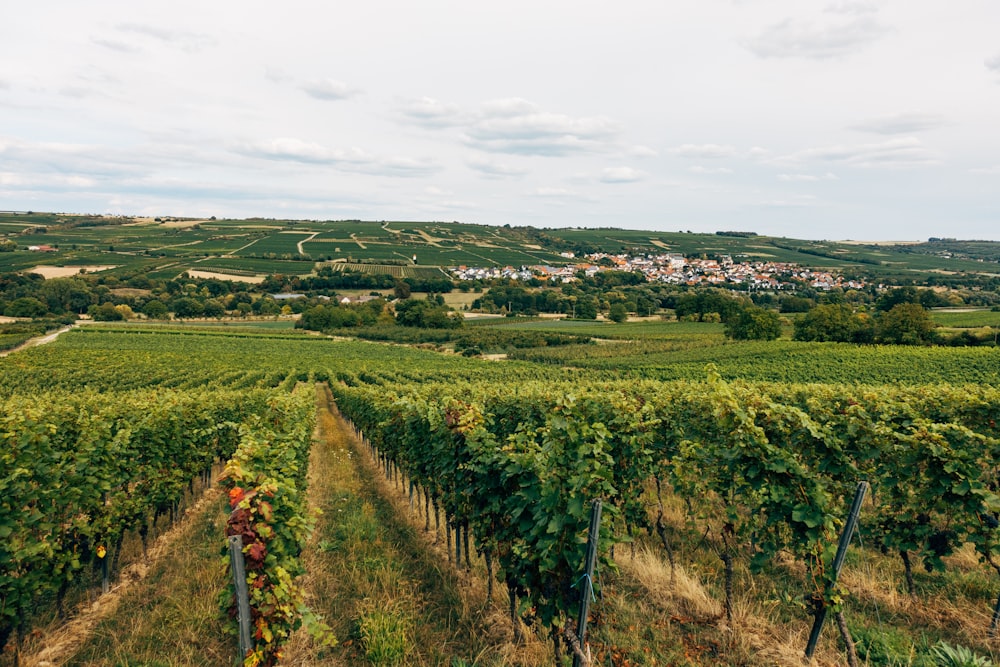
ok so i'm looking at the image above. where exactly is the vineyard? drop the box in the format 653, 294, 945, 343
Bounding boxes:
1, 327, 998, 665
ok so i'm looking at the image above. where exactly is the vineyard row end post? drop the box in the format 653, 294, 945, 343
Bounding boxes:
805, 481, 868, 660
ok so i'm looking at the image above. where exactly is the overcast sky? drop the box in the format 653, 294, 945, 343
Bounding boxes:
2, 1, 999, 240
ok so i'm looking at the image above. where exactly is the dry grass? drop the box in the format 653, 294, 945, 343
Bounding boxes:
620, 545, 721, 621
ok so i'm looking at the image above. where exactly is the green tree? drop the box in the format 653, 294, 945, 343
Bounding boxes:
725, 306, 781, 341
394, 299, 463, 329
876, 303, 937, 345
393, 280, 411, 300
171, 297, 204, 319
608, 303, 628, 323
4, 297, 48, 318
142, 299, 169, 319
255, 297, 280, 316
575, 295, 598, 320
87, 302, 123, 321
202, 299, 226, 319
793, 304, 875, 343
674, 289, 745, 322
780, 296, 814, 313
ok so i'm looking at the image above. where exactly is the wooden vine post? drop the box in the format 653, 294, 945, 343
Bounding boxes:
227, 534, 253, 663
805, 481, 868, 663
572, 499, 602, 667
990, 593, 1000, 638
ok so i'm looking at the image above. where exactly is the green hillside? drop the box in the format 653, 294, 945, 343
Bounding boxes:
1, 212, 999, 282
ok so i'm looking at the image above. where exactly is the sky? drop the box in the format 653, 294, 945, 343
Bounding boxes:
2, 1, 999, 241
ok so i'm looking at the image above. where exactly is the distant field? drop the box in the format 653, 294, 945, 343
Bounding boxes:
195, 256, 315, 275
233, 232, 309, 257
97, 319, 299, 331
479, 318, 724, 339
472, 316, 1000, 385
2, 213, 999, 281
326, 263, 448, 279
931, 309, 1000, 327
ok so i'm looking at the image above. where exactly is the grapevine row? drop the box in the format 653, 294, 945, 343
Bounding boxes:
218, 383, 335, 667
329, 374, 1000, 657
0, 386, 287, 654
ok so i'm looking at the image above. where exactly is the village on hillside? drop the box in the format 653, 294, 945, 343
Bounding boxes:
451, 252, 865, 291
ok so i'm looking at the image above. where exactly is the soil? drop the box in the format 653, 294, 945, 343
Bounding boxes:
28, 266, 117, 278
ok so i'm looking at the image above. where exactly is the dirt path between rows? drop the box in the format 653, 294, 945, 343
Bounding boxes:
282, 385, 535, 665
0, 325, 75, 358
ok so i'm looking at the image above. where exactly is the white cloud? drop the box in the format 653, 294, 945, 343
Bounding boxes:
466, 155, 528, 178
398, 96, 464, 128
265, 68, 293, 84
824, 1, 881, 15
235, 138, 370, 165
774, 137, 937, 168
689, 165, 734, 175
0, 172, 97, 188
600, 167, 644, 183
672, 143, 737, 159
757, 195, 819, 208
91, 38, 141, 54
479, 98, 538, 117
743, 15, 889, 59
0, 136, 150, 179
417, 198, 479, 212
969, 166, 1000, 175
300, 78, 359, 101
377, 156, 440, 177
233, 138, 439, 177
628, 145, 658, 158
58, 86, 105, 99
396, 96, 620, 156
115, 23, 214, 53
987, 54, 1000, 74
850, 112, 946, 134
465, 98, 619, 156
440, 200, 478, 209
778, 172, 838, 181
531, 187, 578, 198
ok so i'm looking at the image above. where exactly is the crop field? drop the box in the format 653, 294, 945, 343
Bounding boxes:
324, 262, 449, 279
194, 256, 315, 275
503, 324, 1000, 384
477, 317, 725, 339
0, 223, 36, 233
232, 231, 310, 257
